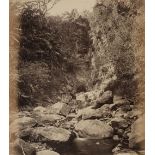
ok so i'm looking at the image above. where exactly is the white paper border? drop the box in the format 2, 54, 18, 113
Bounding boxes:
0, 0, 154, 155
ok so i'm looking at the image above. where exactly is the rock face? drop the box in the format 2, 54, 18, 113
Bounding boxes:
129, 115, 145, 149
93, 91, 113, 109
49, 102, 71, 116
37, 150, 60, 155
33, 126, 75, 144
75, 120, 113, 139
10, 139, 36, 155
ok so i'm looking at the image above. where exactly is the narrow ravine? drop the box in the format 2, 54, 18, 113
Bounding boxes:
10, 0, 144, 155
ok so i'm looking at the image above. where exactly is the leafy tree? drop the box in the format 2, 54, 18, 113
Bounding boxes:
17, 0, 64, 107
16, 1, 92, 107
19, 5, 63, 68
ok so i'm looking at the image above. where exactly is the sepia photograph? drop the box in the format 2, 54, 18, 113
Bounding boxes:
9, 0, 144, 155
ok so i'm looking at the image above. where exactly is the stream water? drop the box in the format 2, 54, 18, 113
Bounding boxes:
61, 138, 116, 155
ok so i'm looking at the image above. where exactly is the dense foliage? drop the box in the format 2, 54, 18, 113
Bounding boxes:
17, 3, 92, 107
10, 0, 144, 109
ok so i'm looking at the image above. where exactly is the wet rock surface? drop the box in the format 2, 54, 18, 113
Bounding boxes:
10, 90, 144, 155
10, 92, 144, 155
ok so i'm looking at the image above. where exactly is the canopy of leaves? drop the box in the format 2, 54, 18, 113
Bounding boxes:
16, 2, 92, 107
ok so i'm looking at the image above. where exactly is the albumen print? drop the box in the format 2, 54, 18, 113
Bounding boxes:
10, 0, 145, 155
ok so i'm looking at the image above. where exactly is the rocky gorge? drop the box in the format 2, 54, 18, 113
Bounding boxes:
10, 86, 144, 155
10, 0, 144, 155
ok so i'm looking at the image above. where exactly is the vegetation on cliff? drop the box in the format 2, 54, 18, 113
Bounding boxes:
10, 1, 144, 154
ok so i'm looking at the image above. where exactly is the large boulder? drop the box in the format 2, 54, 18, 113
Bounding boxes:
77, 105, 112, 120
75, 120, 113, 139
33, 106, 46, 114
10, 117, 37, 141
77, 106, 102, 120
10, 117, 37, 131
66, 113, 77, 120
32, 126, 75, 144
49, 102, 71, 116
129, 115, 145, 149
34, 113, 65, 125
61, 119, 78, 130
110, 98, 130, 111
37, 150, 60, 155
93, 91, 113, 109
113, 108, 129, 118
10, 139, 36, 155
110, 117, 129, 129
17, 128, 34, 141
98, 104, 113, 119
76, 90, 101, 108
10, 111, 32, 124
33, 106, 65, 125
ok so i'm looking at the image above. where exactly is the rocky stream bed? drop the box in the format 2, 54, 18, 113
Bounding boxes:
10, 89, 144, 155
